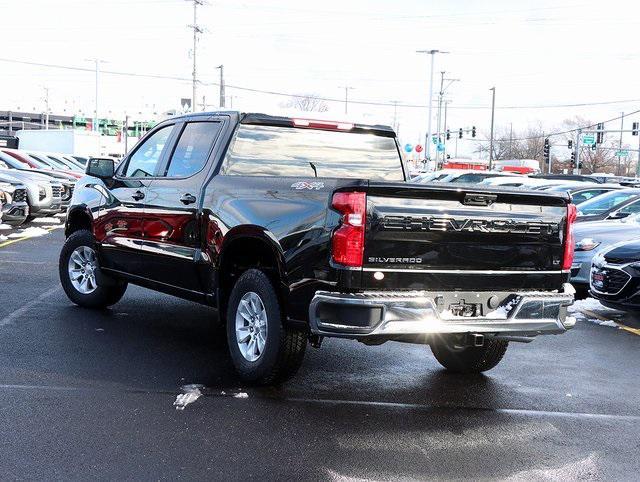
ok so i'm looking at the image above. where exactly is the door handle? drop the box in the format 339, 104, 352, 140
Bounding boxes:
180, 193, 197, 205
131, 190, 145, 201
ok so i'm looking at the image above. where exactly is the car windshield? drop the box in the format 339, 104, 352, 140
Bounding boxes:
222, 124, 404, 181
577, 190, 639, 216
26, 153, 59, 169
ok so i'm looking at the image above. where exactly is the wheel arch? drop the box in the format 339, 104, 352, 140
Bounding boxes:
217, 226, 289, 316
65, 205, 93, 237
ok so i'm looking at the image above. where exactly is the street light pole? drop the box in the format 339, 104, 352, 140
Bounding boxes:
417, 49, 448, 164
489, 86, 496, 170
85, 58, 105, 132
217, 64, 225, 108
339, 86, 355, 114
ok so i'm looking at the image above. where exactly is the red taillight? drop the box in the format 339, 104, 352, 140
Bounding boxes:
562, 203, 577, 270
331, 191, 366, 267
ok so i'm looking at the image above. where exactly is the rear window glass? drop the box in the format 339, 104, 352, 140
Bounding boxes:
221, 124, 403, 181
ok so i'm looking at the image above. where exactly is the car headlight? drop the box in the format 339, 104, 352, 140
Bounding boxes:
592, 252, 605, 268
38, 184, 47, 200
576, 238, 600, 251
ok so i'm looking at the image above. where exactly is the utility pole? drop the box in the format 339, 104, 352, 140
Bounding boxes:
217, 64, 225, 108
509, 122, 513, 157
489, 86, 496, 170
417, 49, 449, 162
618, 112, 624, 175
390, 100, 399, 134
123, 115, 129, 154
85, 58, 106, 132
575, 129, 582, 174
188, 0, 205, 113
43, 87, 50, 130
339, 86, 355, 114
443, 100, 450, 160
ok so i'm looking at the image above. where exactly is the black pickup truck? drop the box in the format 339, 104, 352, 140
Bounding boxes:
60, 112, 576, 384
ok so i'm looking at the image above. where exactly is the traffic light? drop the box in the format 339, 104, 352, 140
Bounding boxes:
596, 123, 604, 144
471, 126, 476, 137
591, 143, 597, 151
568, 139, 573, 149
458, 128, 463, 139
446, 129, 450, 140
543, 138, 550, 162
633, 122, 639, 136
570, 151, 576, 168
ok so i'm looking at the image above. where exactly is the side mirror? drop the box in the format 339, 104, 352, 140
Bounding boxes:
607, 211, 630, 220
86, 158, 115, 179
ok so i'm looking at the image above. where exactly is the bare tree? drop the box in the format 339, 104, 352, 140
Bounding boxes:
474, 126, 547, 171
283, 94, 329, 113
559, 117, 617, 174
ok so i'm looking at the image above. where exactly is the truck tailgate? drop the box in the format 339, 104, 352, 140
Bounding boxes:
357, 183, 570, 290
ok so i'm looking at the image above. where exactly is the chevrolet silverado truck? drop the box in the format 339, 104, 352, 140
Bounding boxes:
59, 112, 576, 384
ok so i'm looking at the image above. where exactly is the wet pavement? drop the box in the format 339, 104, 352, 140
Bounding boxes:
1, 227, 639, 480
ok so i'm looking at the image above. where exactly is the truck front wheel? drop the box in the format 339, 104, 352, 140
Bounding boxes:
226, 269, 306, 385
59, 229, 127, 309
430, 335, 508, 374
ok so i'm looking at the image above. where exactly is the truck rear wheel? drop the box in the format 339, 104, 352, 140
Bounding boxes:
226, 269, 306, 385
59, 229, 127, 309
430, 335, 508, 374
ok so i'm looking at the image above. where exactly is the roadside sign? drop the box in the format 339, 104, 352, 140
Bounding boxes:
582, 134, 595, 145
616, 150, 629, 157
415, 144, 423, 153
437, 143, 445, 152
404, 143, 413, 153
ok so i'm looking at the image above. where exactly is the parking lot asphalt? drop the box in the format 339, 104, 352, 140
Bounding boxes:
1, 226, 640, 480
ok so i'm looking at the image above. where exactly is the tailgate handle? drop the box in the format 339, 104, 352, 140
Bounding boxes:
463, 193, 497, 206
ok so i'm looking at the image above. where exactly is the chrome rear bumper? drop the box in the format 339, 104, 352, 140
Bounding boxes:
309, 284, 575, 340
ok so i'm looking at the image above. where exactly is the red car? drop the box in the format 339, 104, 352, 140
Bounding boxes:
0, 149, 82, 179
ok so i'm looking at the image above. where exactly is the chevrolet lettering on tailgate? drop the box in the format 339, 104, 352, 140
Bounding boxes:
380, 215, 559, 235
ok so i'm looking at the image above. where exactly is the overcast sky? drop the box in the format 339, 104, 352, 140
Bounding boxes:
2, 0, 639, 156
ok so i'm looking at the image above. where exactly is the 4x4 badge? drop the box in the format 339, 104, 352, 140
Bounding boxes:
291, 181, 324, 190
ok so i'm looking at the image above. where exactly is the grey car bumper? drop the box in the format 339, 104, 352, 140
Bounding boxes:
309, 284, 576, 340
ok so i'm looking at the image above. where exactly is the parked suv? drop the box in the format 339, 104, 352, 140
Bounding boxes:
60, 112, 576, 384
590, 239, 640, 312
0, 177, 29, 225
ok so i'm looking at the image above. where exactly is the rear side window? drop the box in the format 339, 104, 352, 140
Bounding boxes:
164, 122, 221, 177
125, 125, 173, 178
221, 124, 403, 181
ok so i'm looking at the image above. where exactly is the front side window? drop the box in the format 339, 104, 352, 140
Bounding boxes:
124, 125, 173, 178
221, 124, 403, 181
164, 122, 221, 177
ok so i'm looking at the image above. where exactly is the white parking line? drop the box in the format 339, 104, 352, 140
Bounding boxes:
0, 286, 60, 327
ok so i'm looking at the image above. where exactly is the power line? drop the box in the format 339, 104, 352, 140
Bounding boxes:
473, 108, 640, 143
1, 56, 639, 112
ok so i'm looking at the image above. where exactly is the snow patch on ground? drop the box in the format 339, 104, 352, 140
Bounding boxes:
31, 217, 61, 224
0, 224, 12, 230
569, 297, 615, 314
7, 227, 50, 239
569, 297, 622, 328
233, 392, 249, 399
174, 384, 204, 410
0, 234, 7, 242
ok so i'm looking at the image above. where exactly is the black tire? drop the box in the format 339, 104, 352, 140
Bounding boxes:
226, 269, 306, 385
59, 229, 127, 309
430, 335, 508, 374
